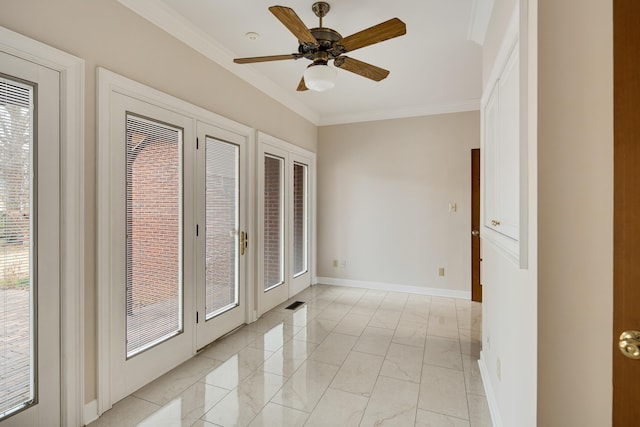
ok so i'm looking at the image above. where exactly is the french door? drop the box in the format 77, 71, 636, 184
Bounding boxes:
108, 93, 196, 404
0, 53, 60, 425
101, 70, 250, 406
259, 135, 313, 314
195, 122, 247, 349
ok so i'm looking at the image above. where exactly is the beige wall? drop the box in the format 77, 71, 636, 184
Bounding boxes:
317, 112, 479, 295
1, 0, 317, 404
537, 0, 613, 425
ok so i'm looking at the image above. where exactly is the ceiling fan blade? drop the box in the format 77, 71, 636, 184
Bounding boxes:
269, 6, 318, 46
297, 77, 308, 91
339, 18, 406, 52
334, 56, 390, 81
233, 54, 303, 64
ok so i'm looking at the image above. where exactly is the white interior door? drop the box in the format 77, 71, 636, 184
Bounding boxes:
108, 93, 195, 404
195, 122, 247, 349
0, 52, 60, 425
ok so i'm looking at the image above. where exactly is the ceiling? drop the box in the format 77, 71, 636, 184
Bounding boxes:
119, 0, 490, 126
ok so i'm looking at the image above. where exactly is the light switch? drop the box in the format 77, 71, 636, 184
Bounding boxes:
449, 203, 457, 213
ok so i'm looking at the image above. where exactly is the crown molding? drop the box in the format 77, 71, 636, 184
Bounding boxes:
319, 99, 480, 126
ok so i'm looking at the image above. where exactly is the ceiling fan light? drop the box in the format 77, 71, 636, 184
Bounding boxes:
303, 64, 337, 92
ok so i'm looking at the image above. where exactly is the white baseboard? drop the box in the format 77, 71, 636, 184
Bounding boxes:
84, 399, 99, 426
315, 277, 471, 300
478, 351, 502, 427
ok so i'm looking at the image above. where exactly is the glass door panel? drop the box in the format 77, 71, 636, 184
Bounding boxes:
292, 162, 308, 277
0, 77, 35, 419
204, 137, 239, 319
125, 115, 183, 358
264, 155, 284, 291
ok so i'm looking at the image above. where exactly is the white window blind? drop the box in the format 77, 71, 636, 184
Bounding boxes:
293, 162, 308, 277
125, 114, 182, 358
264, 155, 284, 291
205, 137, 239, 319
0, 77, 35, 418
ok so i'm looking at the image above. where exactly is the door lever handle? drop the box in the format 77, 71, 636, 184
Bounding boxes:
240, 231, 247, 256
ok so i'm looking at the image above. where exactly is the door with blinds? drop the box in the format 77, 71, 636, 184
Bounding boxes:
195, 122, 247, 349
289, 153, 312, 296
259, 135, 314, 314
108, 93, 196, 403
102, 73, 251, 405
0, 53, 61, 425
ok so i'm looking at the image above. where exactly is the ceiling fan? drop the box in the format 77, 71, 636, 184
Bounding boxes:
233, 2, 407, 92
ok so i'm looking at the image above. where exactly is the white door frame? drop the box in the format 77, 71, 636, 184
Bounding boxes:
0, 26, 85, 427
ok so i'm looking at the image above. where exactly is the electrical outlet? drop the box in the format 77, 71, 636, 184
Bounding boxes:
438, 267, 445, 276
339, 260, 347, 268
332, 259, 338, 268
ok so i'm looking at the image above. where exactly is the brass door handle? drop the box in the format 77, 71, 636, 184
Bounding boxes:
619, 330, 640, 359
471, 230, 480, 237
240, 231, 247, 256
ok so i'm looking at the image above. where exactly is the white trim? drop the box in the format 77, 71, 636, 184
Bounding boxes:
0, 25, 85, 427
467, 0, 495, 45
316, 277, 471, 300
478, 352, 504, 427
319, 99, 480, 126
83, 400, 99, 426
258, 132, 316, 159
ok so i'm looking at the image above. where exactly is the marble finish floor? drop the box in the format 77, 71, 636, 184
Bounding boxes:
88, 285, 489, 427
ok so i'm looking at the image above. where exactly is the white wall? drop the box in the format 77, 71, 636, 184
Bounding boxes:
479, 0, 538, 425
1, 0, 318, 404
317, 112, 479, 297
537, 0, 613, 425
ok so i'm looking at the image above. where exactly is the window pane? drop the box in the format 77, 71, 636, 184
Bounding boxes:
264, 155, 284, 291
0, 78, 35, 417
293, 162, 308, 276
205, 138, 239, 319
126, 115, 182, 358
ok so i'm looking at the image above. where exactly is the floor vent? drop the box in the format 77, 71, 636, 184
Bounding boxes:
285, 301, 306, 310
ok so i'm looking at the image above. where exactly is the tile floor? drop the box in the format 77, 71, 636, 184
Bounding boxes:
88, 285, 490, 427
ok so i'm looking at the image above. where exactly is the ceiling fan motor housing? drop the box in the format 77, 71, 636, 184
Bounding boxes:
298, 27, 344, 63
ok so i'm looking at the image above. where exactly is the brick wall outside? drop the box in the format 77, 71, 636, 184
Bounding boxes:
293, 163, 306, 275
264, 156, 283, 289
126, 125, 180, 352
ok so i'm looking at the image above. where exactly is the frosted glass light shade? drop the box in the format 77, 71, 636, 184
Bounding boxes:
303, 64, 337, 92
